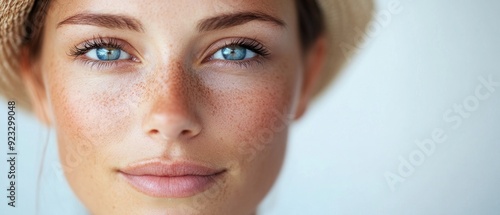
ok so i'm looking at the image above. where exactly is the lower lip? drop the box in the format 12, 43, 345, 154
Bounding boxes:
120, 172, 223, 198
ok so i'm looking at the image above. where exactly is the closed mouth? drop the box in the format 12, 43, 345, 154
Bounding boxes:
118, 161, 226, 198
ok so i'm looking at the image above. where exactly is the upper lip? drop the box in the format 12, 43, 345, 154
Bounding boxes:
119, 160, 225, 177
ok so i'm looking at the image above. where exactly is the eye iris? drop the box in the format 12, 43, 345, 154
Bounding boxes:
96, 48, 121, 61
222, 46, 246, 60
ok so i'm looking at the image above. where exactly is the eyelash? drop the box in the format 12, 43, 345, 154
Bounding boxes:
69, 36, 121, 56
220, 37, 270, 57
68, 36, 271, 69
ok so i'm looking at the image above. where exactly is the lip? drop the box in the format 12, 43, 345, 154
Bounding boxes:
118, 160, 226, 198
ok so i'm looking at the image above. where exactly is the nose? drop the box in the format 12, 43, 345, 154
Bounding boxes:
142, 64, 202, 142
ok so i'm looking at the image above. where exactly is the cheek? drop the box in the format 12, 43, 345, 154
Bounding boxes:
223, 83, 290, 144
46, 67, 144, 170
202, 67, 302, 163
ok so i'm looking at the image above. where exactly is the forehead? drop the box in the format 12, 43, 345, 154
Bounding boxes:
48, 0, 297, 28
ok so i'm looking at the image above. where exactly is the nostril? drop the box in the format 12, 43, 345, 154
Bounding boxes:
148, 128, 198, 141
181, 130, 192, 136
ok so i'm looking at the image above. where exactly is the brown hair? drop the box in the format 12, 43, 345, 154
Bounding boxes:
24, 0, 325, 58
296, 0, 326, 50
23, 0, 51, 60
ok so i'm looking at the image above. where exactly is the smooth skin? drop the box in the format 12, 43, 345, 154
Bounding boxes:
20, 0, 327, 214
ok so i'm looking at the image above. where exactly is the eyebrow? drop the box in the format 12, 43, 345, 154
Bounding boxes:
197, 11, 286, 32
57, 13, 145, 32
57, 11, 285, 33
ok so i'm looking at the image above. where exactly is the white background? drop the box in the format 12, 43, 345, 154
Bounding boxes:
1, 0, 500, 214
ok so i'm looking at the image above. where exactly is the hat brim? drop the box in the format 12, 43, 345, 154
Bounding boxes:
315, 0, 374, 98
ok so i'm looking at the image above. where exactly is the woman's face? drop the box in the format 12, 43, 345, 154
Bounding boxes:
31, 0, 316, 214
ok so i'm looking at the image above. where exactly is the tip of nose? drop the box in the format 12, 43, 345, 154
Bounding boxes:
144, 107, 202, 141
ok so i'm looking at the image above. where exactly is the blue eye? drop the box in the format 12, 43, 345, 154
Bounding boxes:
85, 47, 131, 61
213, 45, 257, 61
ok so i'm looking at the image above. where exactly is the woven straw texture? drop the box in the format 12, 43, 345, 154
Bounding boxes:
1, 0, 34, 108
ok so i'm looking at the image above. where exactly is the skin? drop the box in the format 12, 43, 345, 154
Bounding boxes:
21, 0, 327, 214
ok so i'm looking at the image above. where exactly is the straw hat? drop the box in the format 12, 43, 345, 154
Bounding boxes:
0, 0, 373, 109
